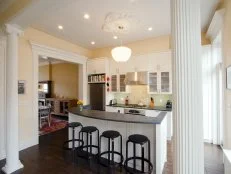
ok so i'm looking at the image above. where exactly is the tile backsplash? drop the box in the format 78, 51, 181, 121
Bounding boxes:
113, 85, 172, 106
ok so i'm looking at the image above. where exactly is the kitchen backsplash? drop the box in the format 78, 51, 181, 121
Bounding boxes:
113, 85, 172, 106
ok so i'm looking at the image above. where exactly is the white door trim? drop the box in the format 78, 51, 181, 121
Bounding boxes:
30, 42, 88, 145
0, 35, 6, 160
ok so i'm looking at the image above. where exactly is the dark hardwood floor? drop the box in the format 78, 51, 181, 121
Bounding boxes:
0, 128, 224, 174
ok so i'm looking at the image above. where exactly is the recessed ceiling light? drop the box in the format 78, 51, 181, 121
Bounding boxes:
58, 25, 63, 30
84, 14, 90, 19
113, 36, 118, 39
148, 27, 153, 31
91, 41, 95, 45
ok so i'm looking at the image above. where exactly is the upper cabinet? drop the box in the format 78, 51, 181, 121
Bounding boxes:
87, 58, 108, 74
148, 51, 172, 94
108, 51, 172, 94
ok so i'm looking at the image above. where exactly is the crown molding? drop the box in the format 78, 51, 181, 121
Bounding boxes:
206, 9, 225, 42
30, 41, 88, 64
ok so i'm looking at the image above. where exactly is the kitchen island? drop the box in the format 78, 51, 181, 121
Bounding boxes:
106, 104, 173, 140
68, 108, 167, 174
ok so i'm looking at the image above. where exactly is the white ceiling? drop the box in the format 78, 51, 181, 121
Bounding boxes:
29, 0, 219, 49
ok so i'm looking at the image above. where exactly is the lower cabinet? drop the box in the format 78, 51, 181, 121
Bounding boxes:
105, 106, 124, 113
105, 106, 172, 140
145, 110, 172, 140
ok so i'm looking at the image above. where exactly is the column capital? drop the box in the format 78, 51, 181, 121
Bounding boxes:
4, 24, 23, 36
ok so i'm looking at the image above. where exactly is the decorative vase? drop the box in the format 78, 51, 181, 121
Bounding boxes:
78, 105, 83, 111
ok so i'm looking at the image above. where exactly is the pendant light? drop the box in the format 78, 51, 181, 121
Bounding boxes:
111, 46, 132, 62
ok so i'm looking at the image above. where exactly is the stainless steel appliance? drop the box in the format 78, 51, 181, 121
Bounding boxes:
166, 100, 172, 108
109, 99, 117, 106
89, 83, 105, 111
124, 108, 146, 116
125, 71, 149, 85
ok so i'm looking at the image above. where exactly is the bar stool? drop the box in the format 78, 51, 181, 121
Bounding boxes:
124, 134, 153, 174
77, 126, 100, 159
99, 130, 124, 168
63, 122, 84, 151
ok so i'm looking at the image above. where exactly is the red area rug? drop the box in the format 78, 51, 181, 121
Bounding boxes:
39, 117, 68, 136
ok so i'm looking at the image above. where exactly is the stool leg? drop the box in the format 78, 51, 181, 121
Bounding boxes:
108, 138, 110, 165
133, 143, 136, 170
120, 135, 122, 164
99, 135, 102, 158
72, 128, 75, 150
126, 140, 129, 168
97, 130, 100, 156
142, 145, 145, 172
112, 139, 114, 164
148, 140, 151, 171
90, 133, 92, 154
87, 133, 89, 153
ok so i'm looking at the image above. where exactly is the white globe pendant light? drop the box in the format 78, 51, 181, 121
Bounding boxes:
111, 46, 132, 62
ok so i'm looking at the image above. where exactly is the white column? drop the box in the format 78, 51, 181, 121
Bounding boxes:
171, 0, 204, 174
78, 63, 88, 104
2, 24, 23, 174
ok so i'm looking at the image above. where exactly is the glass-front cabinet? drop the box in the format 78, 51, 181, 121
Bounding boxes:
111, 74, 128, 93
161, 72, 170, 93
149, 72, 158, 93
148, 71, 171, 94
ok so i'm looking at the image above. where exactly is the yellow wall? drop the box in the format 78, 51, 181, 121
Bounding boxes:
91, 33, 210, 58
18, 27, 91, 148
39, 65, 50, 81
39, 63, 79, 99
223, 0, 231, 148
91, 35, 171, 58
0, 0, 32, 24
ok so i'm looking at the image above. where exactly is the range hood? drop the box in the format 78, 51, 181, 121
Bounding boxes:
125, 71, 149, 85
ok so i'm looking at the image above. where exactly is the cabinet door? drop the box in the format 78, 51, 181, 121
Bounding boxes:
87, 59, 105, 74
145, 110, 161, 117
110, 59, 118, 75
111, 75, 118, 92
119, 74, 126, 92
106, 106, 117, 112
160, 71, 170, 93
149, 72, 158, 93
134, 54, 149, 71
87, 60, 95, 74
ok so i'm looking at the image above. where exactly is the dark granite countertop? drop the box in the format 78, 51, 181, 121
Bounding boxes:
68, 107, 167, 124
106, 104, 172, 111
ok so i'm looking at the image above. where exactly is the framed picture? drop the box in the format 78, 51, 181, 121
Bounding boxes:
18, 80, 26, 94
227, 66, 231, 90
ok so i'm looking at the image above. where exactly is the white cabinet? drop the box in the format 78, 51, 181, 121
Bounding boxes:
145, 110, 172, 140
105, 106, 124, 113
145, 110, 161, 117
108, 51, 172, 93
110, 59, 129, 93
166, 112, 173, 140
148, 71, 171, 94
111, 74, 128, 93
148, 51, 172, 94
87, 58, 108, 74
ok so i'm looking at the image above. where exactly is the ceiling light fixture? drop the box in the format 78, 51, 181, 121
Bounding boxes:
84, 14, 90, 19
91, 41, 95, 45
58, 25, 63, 30
111, 46, 132, 62
148, 27, 153, 31
113, 36, 118, 39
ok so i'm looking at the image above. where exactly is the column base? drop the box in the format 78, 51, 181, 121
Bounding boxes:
1, 161, 24, 174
